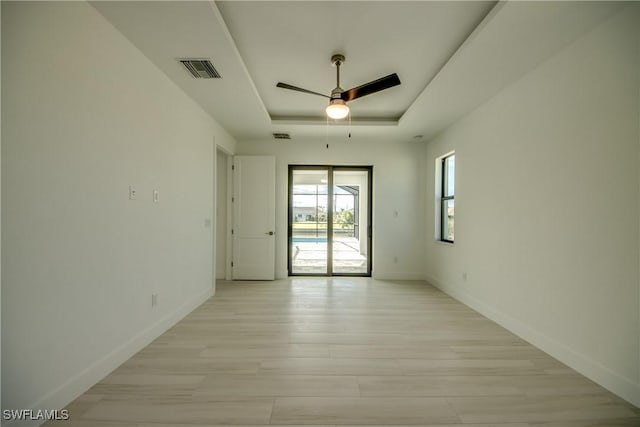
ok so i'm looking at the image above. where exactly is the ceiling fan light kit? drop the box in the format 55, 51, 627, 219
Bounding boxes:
276, 53, 401, 120
326, 99, 350, 119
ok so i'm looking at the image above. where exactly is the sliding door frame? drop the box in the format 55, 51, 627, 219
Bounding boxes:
288, 165, 373, 277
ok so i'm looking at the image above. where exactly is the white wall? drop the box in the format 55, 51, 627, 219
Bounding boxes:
1, 1, 235, 417
237, 138, 426, 280
425, 5, 640, 406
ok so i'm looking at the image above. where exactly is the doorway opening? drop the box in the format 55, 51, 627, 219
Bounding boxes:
215, 148, 231, 281
288, 165, 372, 276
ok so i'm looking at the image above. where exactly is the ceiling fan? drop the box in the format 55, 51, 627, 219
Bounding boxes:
276, 54, 401, 120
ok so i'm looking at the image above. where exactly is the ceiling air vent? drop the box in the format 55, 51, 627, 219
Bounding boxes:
273, 132, 291, 140
180, 59, 221, 79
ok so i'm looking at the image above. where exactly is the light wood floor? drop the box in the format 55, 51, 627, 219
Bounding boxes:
46, 278, 640, 426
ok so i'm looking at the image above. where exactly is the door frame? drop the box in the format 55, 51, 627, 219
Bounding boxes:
288, 165, 373, 277
214, 146, 234, 282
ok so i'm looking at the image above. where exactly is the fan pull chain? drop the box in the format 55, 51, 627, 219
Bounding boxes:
326, 115, 329, 149
348, 110, 352, 139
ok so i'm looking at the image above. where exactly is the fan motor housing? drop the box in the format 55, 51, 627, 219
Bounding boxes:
331, 54, 345, 66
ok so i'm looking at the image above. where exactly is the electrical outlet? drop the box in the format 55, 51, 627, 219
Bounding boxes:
129, 185, 137, 200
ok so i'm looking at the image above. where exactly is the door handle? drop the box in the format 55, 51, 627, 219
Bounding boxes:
266, 231, 275, 235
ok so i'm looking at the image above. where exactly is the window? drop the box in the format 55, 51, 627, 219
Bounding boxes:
440, 154, 455, 243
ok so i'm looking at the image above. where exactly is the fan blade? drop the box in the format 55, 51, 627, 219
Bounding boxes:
341, 73, 401, 102
276, 82, 330, 99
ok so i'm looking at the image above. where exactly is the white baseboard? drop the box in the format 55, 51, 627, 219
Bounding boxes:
4, 287, 213, 427
373, 271, 426, 281
425, 274, 640, 408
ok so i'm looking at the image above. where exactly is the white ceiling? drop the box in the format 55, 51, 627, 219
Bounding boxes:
217, 1, 494, 121
91, 1, 625, 143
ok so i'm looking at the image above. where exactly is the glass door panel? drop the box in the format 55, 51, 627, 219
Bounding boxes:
332, 170, 369, 274
290, 169, 329, 274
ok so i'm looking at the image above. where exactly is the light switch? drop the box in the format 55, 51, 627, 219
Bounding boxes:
153, 189, 159, 203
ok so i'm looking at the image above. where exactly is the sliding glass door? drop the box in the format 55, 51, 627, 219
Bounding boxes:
289, 168, 329, 275
289, 166, 372, 276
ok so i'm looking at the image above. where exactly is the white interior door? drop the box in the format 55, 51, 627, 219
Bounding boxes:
232, 156, 276, 280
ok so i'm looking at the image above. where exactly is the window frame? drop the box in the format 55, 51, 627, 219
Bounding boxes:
439, 153, 455, 244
